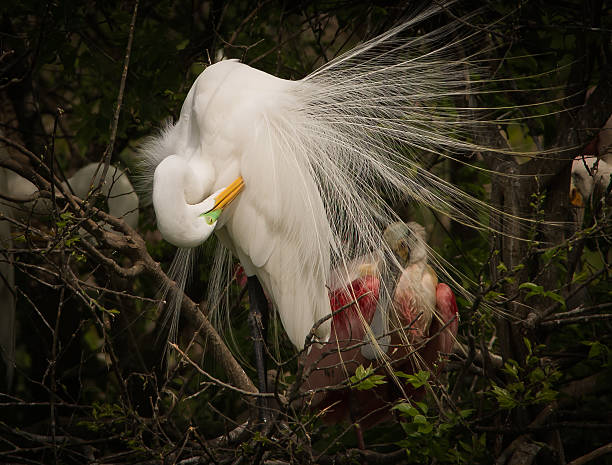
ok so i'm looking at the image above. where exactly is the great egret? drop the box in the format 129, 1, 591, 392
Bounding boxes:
570, 114, 612, 208
3, 163, 139, 229
302, 222, 458, 430
64, 163, 140, 230
570, 156, 612, 207
138, 7, 521, 398
0, 162, 139, 387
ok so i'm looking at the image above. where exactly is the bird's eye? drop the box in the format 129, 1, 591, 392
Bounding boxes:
200, 209, 221, 226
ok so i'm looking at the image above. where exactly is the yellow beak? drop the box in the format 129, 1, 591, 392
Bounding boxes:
569, 186, 584, 207
212, 176, 245, 211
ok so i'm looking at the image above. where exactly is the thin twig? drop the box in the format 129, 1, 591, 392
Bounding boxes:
98, 0, 139, 188
170, 343, 270, 398
567, 441, 612, 465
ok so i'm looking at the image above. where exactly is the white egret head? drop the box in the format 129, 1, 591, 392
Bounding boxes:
153, 155, 244, 248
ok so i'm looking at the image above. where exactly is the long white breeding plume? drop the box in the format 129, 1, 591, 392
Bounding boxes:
138, 5, 551, 357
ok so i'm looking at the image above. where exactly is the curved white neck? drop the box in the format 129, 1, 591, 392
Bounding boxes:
153, 156, 216, 248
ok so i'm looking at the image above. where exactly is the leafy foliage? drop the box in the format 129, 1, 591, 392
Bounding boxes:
0, 1, 611, 464
350, 364, 387, 391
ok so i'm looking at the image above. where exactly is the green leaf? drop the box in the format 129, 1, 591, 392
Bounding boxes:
524, 337, 532, 355
350, 364, 386, 390
393, 402, 419, 417
176, 39, 189, 51
415, 401, 428, 414
491, 384, 518, 410
519, 282, 544, 298
417, 422, 433, 434
529, 367, 545, 382
484, 290, 504, 302
396, 370, 430, 388
502, 360, 520, 379
543, 290, 566, 309
65, 235, 81, 247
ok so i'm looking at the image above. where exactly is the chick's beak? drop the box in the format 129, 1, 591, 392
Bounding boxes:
425, 265, 439, 288
209, 176, 245, 213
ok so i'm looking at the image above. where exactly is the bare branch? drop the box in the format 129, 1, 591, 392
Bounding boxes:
98, 0, 139, 187
567, 441, 612, 465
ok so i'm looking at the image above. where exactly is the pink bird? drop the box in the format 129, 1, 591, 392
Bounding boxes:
301, 223, 459, 430
234, 222, 459, 432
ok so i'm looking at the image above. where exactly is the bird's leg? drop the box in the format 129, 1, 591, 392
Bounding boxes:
247, 276, 269, 422
348, 392, 366, 450
354, 424, 366, 451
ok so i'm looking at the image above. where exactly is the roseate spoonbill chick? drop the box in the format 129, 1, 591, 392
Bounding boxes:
385, 222, 436, 343
302, 222, 459, 430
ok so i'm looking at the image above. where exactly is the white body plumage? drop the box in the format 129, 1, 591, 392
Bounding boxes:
570, 156, 612, 207
149, 61, 332, 348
